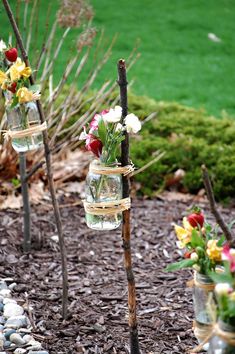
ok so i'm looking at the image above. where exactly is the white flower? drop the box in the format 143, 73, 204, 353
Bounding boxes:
79, 127, 87, 140
215, 283, 231, 295
115, 123, 123, 132
0, 40, 6, 52
190, 252, 199, 261
124, 113, 141, 133
102, 106, 122, 123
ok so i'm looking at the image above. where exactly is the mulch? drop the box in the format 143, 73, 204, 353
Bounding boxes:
0, 195, 234, 354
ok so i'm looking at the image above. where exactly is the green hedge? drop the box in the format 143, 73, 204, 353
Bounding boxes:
125, 93, 235, 201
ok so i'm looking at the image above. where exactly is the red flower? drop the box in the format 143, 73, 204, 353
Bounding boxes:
8, 82, 17, 93
85, 134, 103, 158
5, 47, 18, 62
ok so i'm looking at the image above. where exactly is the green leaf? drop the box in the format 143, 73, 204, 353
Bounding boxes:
10, 95, 19, 108
98, 118, 106, 145
190, 229, 205, 248
217, 235, 226, 247
165, 259, 195, 272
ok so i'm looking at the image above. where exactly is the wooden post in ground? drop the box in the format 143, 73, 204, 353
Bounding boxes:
2, 0, 69, 319
117, 59, 141, 354
19, 152, 31, 253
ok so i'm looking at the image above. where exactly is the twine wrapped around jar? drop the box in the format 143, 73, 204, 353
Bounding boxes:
83, 197, 131, 215
83, 162, 134, 216
2, 121, 47, 141
190, 323, 235, 353
89, 163, 135, 176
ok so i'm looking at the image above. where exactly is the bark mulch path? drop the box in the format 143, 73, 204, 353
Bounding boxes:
0, 195, 234, 354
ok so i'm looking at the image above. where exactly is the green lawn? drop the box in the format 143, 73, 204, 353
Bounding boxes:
1, 0, 235, 117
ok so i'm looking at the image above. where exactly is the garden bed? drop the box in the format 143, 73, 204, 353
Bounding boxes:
1, 194, 233, 353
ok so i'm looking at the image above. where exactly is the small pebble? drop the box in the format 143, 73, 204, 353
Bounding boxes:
0, 316, 5, 324
0, 304, 3, 312
0, 282, 7, 291
0, 325, 4, 331
0, 290, 11, 298
3, 298, 17, 305
5, 315, 28, 329
8, 283, 17, 291
23, 334, 33, 343
26, 340, 42, 350
10, 333, 25, 345
3, 340, 11, 348
4, 303, 24, 318
4, 329, 16, 340
14, 349, 27, 354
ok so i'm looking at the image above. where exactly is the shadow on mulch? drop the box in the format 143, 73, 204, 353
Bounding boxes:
1, 195, 233, 353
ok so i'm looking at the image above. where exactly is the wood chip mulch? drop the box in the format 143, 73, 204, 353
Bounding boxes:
1, 195, 234, 353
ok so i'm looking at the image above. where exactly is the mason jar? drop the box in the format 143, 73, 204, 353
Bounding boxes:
6, 101, 43, 153
208, 320, 235, 354
193, 272, 215, 349
85, 160, 122, 230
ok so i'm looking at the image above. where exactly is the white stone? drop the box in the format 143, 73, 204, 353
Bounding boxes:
3, 298, 17, 305
14, 349, 27, 354
23, 334, 33, 343
4, 303, 24, 318
9, 283, 17, 291
10, 333, 25, 345
0, 289, 11, 298
27, 340, 42, 350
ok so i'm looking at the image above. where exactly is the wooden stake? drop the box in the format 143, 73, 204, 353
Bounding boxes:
2, 0, 69, 319
19, 152, 31, 253
117, 59, 140, 354
201, 164, 233, 243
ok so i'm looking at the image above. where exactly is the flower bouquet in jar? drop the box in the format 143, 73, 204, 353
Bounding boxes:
207, 246, 235, 354
79, 106, 141, 230
0, 40, 45, 152
166, 207, 226, 347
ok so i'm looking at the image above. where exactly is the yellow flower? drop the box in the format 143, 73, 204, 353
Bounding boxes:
9, 58, 32, 81
0, 70, 7, 85
16, 87, 40, 104
206, 239, 223, 262
174, 218, 192, 248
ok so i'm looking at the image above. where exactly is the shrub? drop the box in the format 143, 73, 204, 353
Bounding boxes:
126, 94, 235, 201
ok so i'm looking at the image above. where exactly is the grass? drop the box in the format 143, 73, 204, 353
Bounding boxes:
0, 0, 235, 116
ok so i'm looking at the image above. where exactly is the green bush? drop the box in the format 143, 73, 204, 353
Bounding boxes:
126, 94, 235, 201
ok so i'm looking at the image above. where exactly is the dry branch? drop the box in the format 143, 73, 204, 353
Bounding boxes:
201, 164, 233, 243
118, 59, 140, 354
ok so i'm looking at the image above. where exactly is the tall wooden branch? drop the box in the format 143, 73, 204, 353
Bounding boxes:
2, 0, 68, 319
201, 164, 233, 243
118, 59, 140, 354
19, 152, 31, 253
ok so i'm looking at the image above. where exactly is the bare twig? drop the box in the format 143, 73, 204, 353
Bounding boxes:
118, 59, 140, 354
2, 0, 69, 319
201, 164, 233, 243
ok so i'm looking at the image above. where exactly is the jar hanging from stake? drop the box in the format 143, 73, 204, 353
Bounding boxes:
208, 321, 235, 354
5, 100, 44, 153
193, 272, 215, 350
84, 160, 123, 230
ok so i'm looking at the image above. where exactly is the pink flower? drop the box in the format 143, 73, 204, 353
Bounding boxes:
89, 114, 101, 132
85, 134, 103, 158
222, 244, 235, 272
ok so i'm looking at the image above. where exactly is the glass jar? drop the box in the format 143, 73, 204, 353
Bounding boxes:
208, 320, 235, 354
6, 101, 43, 153
193, 272, 215, 348
85, 160, 122, 230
